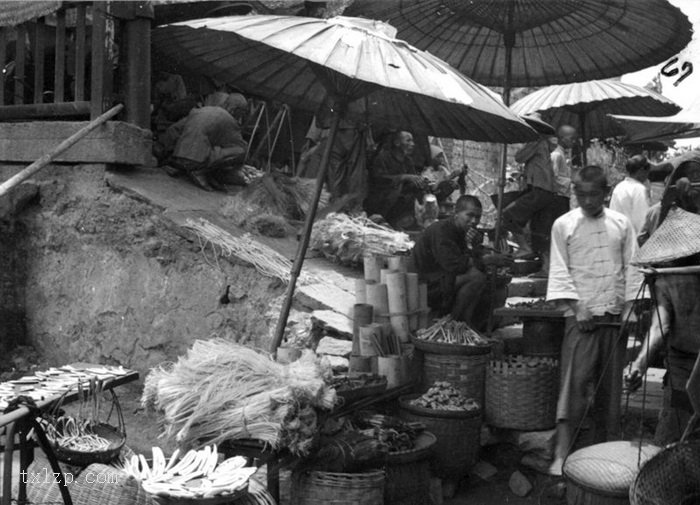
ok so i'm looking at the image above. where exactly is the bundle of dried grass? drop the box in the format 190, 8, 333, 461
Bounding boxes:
222, 174, 329, 229
142, 339, 336, 455
310, 212, 415, 266
184, 217, 316, 285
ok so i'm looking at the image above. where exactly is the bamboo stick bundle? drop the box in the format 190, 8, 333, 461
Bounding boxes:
386, 271, 410, 342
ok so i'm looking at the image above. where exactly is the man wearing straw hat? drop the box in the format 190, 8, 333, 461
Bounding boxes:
547, 165, 642, 475
624, 161, 700, 444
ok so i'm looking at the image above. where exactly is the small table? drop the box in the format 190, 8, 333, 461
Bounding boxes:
0, 364, 139, 505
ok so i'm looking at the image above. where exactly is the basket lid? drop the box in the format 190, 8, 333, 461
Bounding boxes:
564, 441, 662, 496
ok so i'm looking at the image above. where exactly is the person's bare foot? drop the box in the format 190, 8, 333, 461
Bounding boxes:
548, 458, 564, 476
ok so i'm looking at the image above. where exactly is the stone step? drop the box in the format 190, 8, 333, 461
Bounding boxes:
296, 282, 356, 318
311, 310, 353, 339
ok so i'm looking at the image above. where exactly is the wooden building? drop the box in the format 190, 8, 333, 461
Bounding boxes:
0, 1, 152, 165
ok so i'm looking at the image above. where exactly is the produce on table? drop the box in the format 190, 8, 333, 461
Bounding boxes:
410, 382, 480, 412
330, 374, 386, 392
115, 445, 257, 499
142, 339, 337, 456
310, 212, 414, 266
506, 298, 558, 311
415, 316, 490, 346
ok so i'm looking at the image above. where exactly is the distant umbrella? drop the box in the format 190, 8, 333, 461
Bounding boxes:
511, 80, 680, 164
611, 99, 700, 144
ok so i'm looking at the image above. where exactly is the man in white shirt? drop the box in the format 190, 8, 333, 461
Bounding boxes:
609, 155, 651, 236
547, 165, 642, 475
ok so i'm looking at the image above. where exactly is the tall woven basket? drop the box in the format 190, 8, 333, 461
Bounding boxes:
420, 343, 492, 406
630, 440, 700, 505
485, 356, 559, 431
398, 395, 481, 480
384, 431, 436, 505
290, 470, 385, 505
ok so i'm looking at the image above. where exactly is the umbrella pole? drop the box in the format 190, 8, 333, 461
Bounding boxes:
270, 107, 342, 356
578, 112, 588, 166
489, 28, 514, 335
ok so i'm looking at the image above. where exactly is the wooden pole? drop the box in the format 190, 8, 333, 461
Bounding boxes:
0, 104, 124, 198
270, 104, 341, 355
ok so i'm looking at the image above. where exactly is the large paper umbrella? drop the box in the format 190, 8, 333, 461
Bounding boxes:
344, 0, 693, 91
511, 79, 680, 163
610, 99, 700, 144
152, 15, 536, 352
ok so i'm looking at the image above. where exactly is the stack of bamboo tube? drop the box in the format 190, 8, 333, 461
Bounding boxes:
349, 254, 431, 382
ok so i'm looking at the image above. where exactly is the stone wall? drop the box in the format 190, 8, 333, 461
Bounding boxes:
3, 164, 286, 375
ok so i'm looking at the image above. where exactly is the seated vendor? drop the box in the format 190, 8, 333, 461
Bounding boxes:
156, 92, 249, 192
422, 145, 461, 204
365, 130, 428, 228
412, 195, 508, 331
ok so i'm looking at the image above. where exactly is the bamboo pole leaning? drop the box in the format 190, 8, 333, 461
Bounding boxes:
0, 103, 124, 198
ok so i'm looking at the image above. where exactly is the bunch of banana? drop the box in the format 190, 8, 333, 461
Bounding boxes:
116, 445, 257, 499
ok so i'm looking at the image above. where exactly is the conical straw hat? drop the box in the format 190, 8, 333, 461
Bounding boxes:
633, 207, 700, 265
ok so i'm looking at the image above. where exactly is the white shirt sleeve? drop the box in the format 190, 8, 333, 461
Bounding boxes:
546, 217, 580, 302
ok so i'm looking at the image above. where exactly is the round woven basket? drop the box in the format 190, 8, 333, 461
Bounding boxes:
564, 441, 662, 505
421, 347, 491, 407
630, 440, 700, 505
485, 357, 559, 430
398, 395, 481, 480
410, 335, 492, 356
384, 431, 436, 505
52, 422, 126, 466
290, 469, 385, 505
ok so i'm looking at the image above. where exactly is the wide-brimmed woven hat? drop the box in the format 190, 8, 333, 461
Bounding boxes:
633, 207, 700, 265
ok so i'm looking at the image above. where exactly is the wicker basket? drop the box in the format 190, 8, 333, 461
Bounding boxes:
291, 470, 385, 505
398, 395, 481, 480
485, 356, 559, 430
384, 431, 436, 505
564, 441, 662, 505
421, 347, 491, 406
630, 440, 700, 505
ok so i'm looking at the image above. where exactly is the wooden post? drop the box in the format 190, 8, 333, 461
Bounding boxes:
33, 20, 45, 104
122, 1, 153, 129
15, 24, 27, 105
0, 104, 124, 198
90, 2, 107, 118
54, 9, 66, 103
75, 3, 86, 101
0, 29, 6, 104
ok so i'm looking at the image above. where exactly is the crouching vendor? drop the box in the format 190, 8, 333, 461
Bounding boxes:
156, 92, 250, 191
412, 195, 510, 331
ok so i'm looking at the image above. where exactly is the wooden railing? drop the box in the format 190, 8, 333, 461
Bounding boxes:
0, 1, 151, 128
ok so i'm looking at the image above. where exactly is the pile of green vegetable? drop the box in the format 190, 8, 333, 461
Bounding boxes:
507, 298, 558, 311
354, 413, 423, 453
410, 382, 480, 411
